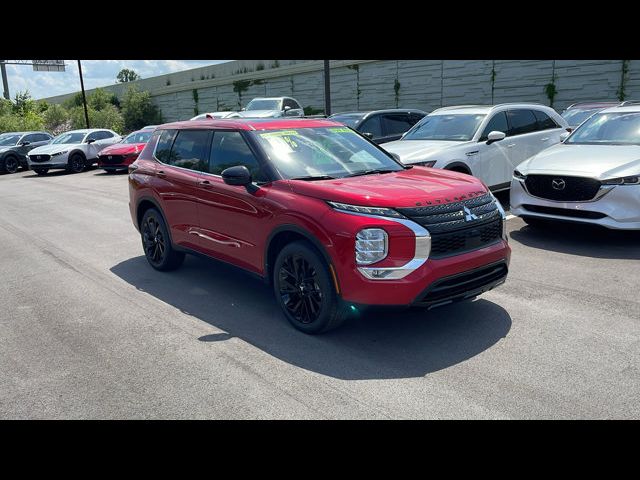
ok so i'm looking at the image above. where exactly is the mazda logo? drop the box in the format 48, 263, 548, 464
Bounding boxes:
37, 156, 41, 159
463, 206, 478, 222
552, 179, 566, 190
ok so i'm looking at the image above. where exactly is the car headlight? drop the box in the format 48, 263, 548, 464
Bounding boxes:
513, 169, 527, 181
355, 228, 388, 265
51, 151, 68, 157
601, 175, 639, 185
327, 201, 405, 218
412, 160, 437, 168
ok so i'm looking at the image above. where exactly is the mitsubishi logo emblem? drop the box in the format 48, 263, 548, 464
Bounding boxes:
463, 206, 478, 222
552, 179, 566, 190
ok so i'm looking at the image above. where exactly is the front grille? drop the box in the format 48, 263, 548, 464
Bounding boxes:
415, 261, 508, 307
30, 154, 50, 163
523, 204, 606, 219
396, 194, 503, 259
99, 154, 125, 165
524, 175, 601, 201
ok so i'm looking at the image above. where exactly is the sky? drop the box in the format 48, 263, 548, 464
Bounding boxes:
4, 60, 232, 100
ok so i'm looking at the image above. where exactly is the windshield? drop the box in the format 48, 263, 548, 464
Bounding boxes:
52, 132, 86, 144
0, 134, 22, 146
251, 126, 404, 179
566, 112, 640, 145
561, 108, 603, 126
329, 114, 364, 128
403, 114, 486, 141
246, 99, 281, 111
123, 131, 152, 144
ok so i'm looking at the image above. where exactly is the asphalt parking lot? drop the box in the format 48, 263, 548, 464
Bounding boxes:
1, 168, 639, 419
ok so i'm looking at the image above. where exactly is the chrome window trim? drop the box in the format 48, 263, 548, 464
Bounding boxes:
332, 210, 431, 280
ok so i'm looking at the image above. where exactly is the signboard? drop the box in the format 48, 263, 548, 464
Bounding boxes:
32, 60, 66, 72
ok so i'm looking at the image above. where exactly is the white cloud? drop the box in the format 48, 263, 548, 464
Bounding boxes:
4, 60, 231, 99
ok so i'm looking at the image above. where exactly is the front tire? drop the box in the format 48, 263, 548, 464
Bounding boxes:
2, 155, 19, 174
273, 241, 348, 334
140, 208, 185, 271
67, 154, 85, 174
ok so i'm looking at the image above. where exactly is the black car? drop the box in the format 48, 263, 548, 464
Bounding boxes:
328, 109, 427, 144
0, 131, 53, 174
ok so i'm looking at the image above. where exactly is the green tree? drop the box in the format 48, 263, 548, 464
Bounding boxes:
121, 85, 162, 131
13, 91, 38, 116
117, 68, 141, 83
69, 104, 124, 132
0, 98, 12, 116
63, 92, 85, 109
88, 88, 119, 111
44, 104, 70, 134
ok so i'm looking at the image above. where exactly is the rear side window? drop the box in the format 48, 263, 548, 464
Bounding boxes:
533, 110, 559, 130
155, 130, 178, 163
381, 114, 414, 136
479, 111, 509, 140
359, 116, 382, 137
209, 131, 265, 182
169, 130, 211, 172
507, 109, 538, 136
36, 134, 51, 142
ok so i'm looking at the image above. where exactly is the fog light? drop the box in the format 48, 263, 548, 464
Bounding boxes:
355, 228, 388, 265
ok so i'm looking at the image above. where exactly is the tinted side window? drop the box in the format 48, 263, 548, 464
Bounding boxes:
102, 131, 115, 139
86, 132, 98, 141
507, 109, 538, 135
23, 134, 39, 143
283, 98, 299, 110
408, 113, 425, 125
155, 130, 178, 163
209, 131, 265, 182
359, 116, 383, 137
382, 114, 414, 136
479, 111, 509, 140
169, 130, 210, 172
36, 134, 51, 142
533, 110, 559, 130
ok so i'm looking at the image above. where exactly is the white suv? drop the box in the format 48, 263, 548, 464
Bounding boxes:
382, 104, 569, 191
511, 103, 640, 230
28, 128, 122, 175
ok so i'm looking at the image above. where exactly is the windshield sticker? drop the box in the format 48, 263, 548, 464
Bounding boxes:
259, 130, 299, 138
328, 127, 355, 134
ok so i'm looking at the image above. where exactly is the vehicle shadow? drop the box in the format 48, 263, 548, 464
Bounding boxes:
510, 221, 640, 260
22, 166, 99, 178
110, 255, 512, 380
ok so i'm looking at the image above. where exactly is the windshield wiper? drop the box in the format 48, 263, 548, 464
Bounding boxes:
289, 175, 336, 181
343, 169, 397, 178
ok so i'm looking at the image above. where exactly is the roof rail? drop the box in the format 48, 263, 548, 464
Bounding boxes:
494, 102, 548, 107
618, 100, 640, 107
431, 105, 491, 113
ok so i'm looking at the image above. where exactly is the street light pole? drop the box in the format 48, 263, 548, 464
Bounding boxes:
1, 61, 10, 100
77, 60, 90, 129
323, 60, 331, 116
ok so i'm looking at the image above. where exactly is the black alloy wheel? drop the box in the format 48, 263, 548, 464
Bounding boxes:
4, 156, 19, 174
140, 208, 185, 271
278, 254, 324, 325
68, 154, 85, 173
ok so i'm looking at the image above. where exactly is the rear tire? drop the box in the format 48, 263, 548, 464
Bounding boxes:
273, 241, 348, 334
140, 208, 185, 271
67, 154, 85, 174
33, 168, 49, 176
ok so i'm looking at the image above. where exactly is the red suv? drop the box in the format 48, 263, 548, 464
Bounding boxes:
128, 118, 510, 333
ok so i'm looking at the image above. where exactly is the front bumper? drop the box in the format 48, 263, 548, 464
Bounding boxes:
510, 177, 640, 230
28, 162, 69, 170
336, 239, 510, 306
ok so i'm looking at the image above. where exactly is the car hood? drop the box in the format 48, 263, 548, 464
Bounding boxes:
382, 139, 469, 163
287, 166, 487, 208
519, 143, 640, 179
30, 143, 81, 155
240, 110, 282, 118
99, 143, 145, 156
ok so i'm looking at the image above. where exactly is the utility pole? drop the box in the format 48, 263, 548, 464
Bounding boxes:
1, 61, 9, 100
323, 60, 331, 116
77, 60, 90, 129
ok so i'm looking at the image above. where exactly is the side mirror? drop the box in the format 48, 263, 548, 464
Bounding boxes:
222, 165, 258, 193
20, 141, 31, 146
283, 105, 291, 112
486, 131, 506, 145
241, 107, 246, 111
560, 132, 570, 142
86, 138, 96, 144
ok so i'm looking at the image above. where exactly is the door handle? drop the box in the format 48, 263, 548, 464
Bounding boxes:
198, 180, 212, 188
541, 137, 549, 141
157, 170, 166, 178
507, 143, 516, 148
